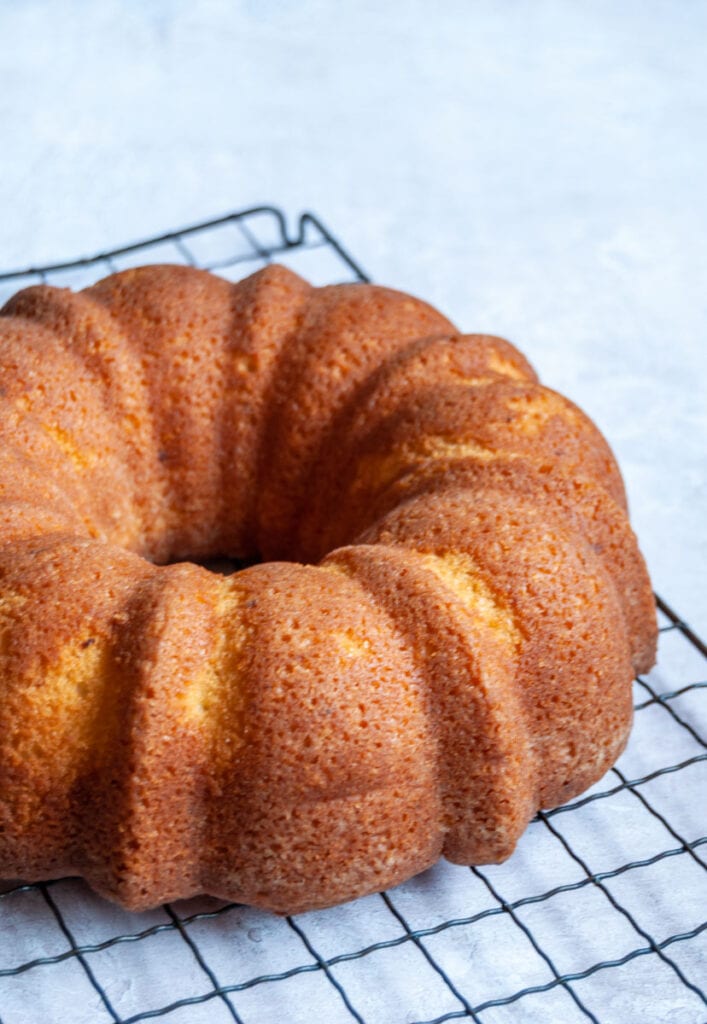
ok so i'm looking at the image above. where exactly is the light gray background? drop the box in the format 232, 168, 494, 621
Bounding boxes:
1, 0, 705, 633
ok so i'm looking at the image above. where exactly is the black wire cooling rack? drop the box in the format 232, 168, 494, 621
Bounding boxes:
0, 206, 705, 1024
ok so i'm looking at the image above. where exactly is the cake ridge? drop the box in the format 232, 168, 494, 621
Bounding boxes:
324, 541, 537, 863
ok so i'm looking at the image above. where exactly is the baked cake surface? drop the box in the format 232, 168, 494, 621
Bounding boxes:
0, 264, 656, 912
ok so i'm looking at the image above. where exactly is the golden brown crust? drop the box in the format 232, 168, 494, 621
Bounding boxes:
254, 282, 455, 558
0, 264, 656, 913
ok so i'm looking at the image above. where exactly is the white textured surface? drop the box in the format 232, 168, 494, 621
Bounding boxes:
0, 3, 706, 1022
1, 0, 706, 633
1, 0, 704, 630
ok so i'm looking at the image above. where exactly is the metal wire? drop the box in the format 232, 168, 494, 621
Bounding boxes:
0, 206, 705, 1023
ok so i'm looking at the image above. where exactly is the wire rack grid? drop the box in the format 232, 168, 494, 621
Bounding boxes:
0, 206, 705, 1024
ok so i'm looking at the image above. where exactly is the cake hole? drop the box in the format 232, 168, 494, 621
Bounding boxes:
171, 555, 261, 575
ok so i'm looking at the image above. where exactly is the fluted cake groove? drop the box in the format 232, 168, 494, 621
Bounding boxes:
0, 263, 656, 913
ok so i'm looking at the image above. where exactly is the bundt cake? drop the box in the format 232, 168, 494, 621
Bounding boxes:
0, 263, 656, 914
